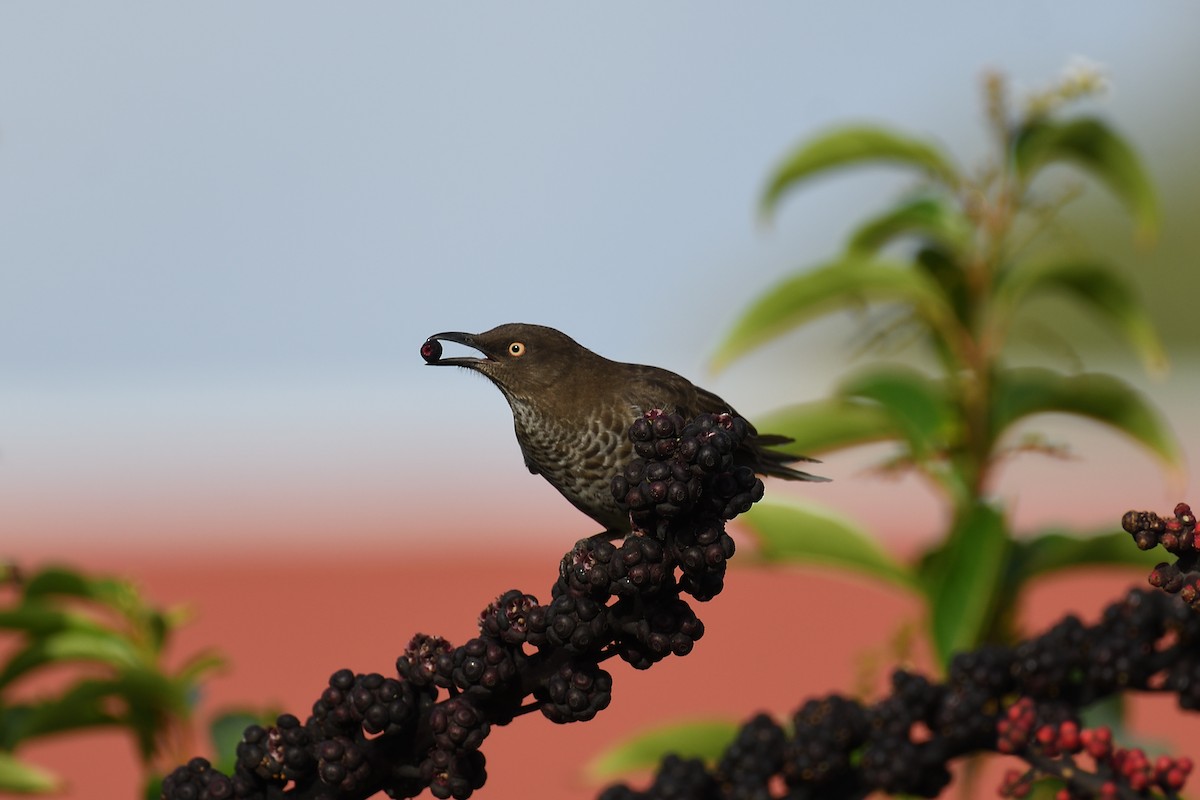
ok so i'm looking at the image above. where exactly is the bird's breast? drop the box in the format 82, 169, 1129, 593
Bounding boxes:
507, 398, 632, 528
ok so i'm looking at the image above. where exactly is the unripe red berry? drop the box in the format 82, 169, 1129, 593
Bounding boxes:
1058, 720, 1080, 752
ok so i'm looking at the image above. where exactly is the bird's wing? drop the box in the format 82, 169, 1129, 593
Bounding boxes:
621, 366, 765, 422
691, 384, 738, 417
622, 365, 827, 480
619, 366, 704, 417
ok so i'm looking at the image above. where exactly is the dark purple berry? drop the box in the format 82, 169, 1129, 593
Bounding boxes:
421, 338, 443, 363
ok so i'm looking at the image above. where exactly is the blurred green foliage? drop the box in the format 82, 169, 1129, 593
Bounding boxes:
0, 562, 224, 795
715, 68, 1176, 665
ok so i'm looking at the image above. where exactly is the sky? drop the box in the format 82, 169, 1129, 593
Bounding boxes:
3, 4, 1199, 554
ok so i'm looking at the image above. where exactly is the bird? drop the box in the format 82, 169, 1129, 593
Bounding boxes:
421, 323, 827, 535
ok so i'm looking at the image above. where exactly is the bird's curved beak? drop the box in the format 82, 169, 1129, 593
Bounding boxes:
422, 331, 496, 368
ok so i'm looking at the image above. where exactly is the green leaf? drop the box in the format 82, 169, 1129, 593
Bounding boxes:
5, 670, 187, 759
20, 567, 176, 646
0, 629, 144, 691
711, 257, 957, 372
108, 668, 191, 760
143, 774, 164, 800
21, 566, 105, 597
0, 604, 85, 636
0, 705, 34, 749
1028, 783, 1069, 800
1015, 528, 1163, 580
587, 719, 739, 780
921, 503, 1012, 666
847, 195, 971, 258
989, 367, 1181, 469
993, 260, 1167, 374
914, 246, 970, 328
1081, 694, 1126, 731
752, 399, 903, 456
1013, 116, 1159, 240
1, 686, 122, 746
22, 567, 140, 612
0, 752, 60, 794
737, 500, 917, 592
837, 365, 957, 459
174, 649, 227, 686
762, 126, 960, 219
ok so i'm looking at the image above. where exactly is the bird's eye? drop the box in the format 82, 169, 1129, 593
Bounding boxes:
508, 342, 526, 357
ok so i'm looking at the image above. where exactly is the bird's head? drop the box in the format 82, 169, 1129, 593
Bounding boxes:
422, 323, 597, 401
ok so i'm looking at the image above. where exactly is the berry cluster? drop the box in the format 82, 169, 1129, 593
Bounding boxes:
536, 659, 614, 723
1124, 503, 1200, 609
478, 589, 538, 645
421, 697, 490, 798
237, 714, 312, 784
613, 596, 705, 670
611, 411, 765, 532
782, 695, 867, 794
858, 671, 951, 797
599, 580, 1200, 800
160, 412, 767, 800
310, 669, 419, 737
161, 758, 237, 799
997, 697, 1194, 799
314, 736, 370, 795
714, 714, 786, 799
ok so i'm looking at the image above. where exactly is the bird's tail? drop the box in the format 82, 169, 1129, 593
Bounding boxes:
745, 433, 831, 482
